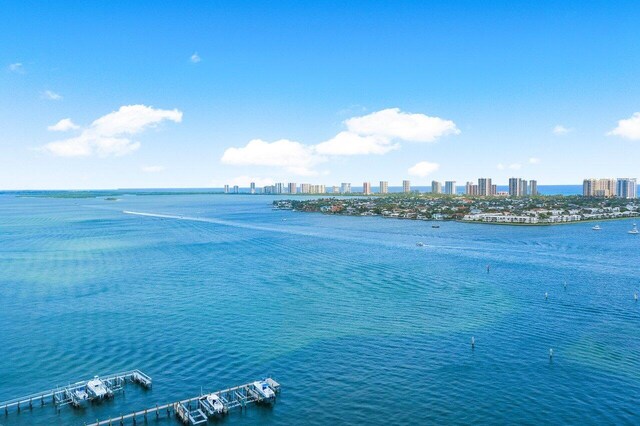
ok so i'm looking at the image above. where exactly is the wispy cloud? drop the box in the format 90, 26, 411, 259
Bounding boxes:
42, 90, 63, 101
220, 108, 459, 176
48, 118, 79, 132
529, 157, 540, 164
552, 124, 572, 135
508, 163, 522, 170
408, 161, 440, 178
41, 105, 183, 157
213, 176, 275, 188
221, 139, 323, 176
8, 62, 24, 73
608, 112, 640, 140
190, 52, 201, 63
141, 165, 165, 173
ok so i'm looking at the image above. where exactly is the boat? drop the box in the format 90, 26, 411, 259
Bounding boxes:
200, 393, 225, 415
432, 224, 440, 228
629, 224, 639, 234
416, 242, 424, 247
86, 376, 111, 399
592, 225, 601, 230
253, 380, 275, 401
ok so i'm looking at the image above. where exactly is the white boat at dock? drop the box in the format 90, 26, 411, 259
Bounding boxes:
86, 377, 112, 400
199, 393, 225, 416
253, 380, 275, 401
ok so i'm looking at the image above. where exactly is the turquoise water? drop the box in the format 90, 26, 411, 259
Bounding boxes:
1, 193, 639, 425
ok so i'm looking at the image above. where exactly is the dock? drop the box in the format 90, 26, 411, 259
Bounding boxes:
86, 378, 280, 426
1, 369, 152, 416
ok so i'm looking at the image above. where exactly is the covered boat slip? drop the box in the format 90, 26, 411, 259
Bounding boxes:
0, 369, 152, 415
86, 378, 281, 426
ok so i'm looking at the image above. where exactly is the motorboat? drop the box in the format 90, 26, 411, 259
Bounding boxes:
86, 376, 111, 399
629, 224, 639, 234
201, 393, 225, 415
253, 380, 275, 400
416, 242, 425, 247
432, 224, 440, 228
592, 225, 601, 230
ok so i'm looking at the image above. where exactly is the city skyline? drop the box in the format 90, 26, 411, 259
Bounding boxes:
225, 176, 638, 199
3, 1, 640, 189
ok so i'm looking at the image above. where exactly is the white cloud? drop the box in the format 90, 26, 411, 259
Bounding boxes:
497, 163, 505, 170
141, 165, 165, 173
345, 108, 460, 142
553, 124, 572, 135
220, 108, 458, 175
408, 161, 440, 178
608, 112, 640, 140
190, 52, 201, 63
529, 157, 540, 164
215, 176, 275, 188
508, 163, 522, 170
221, 139, 324, 176
42, 90, 62, 101
41, 105, 182, 157
315, 131, 398, 156
8, 63, 24, 73
47, 118, 79, 132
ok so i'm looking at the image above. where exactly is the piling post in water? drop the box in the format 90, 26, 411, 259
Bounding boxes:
471, 336, 475, 350
549, 348, 554, 360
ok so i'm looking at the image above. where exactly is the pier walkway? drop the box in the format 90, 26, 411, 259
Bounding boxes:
1, 370, 152, 415
86, 378, 280, 426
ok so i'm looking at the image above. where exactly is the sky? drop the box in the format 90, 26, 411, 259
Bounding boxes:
2, 0, 640, 189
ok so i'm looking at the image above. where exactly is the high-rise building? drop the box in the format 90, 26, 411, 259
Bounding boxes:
444, 181, 456, 195
403, 180, 411, 193
224, 184, 229, 194
583, 179, 596, 196
431, 181, 443, 194
233, 185, 239, 194
583, 178, 617, 197
274, 182, 284, 194
250, 182, 256, 194
529, 180, 538, 196
300, 183, 310, 194
595, 178, 616, 197
379, 181, 388, 194
363, 182, 372, 195
508, 178, 519, 196
508, 177, 529, 196
465, 182, 478, 195
332, 186, 340, 194
341, 182, 351, 194
478, 178, 492, 196
288, 182, 297, 194
616, 178, 638, 199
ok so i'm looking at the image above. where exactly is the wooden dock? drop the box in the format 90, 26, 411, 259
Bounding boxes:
86, 378, 280, 426
1, 369, 152, 416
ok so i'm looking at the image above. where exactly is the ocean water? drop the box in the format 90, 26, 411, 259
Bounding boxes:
0, 193, 639, 425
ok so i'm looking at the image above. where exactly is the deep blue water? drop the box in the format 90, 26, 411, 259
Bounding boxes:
1, 193, 639, 425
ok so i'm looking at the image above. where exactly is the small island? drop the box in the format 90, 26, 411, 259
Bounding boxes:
273, 194, 640, 225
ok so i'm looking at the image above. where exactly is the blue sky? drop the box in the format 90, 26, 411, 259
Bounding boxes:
2, 0, 640, 189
